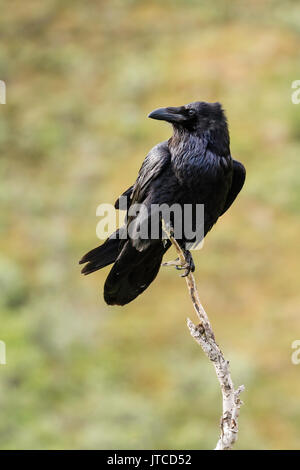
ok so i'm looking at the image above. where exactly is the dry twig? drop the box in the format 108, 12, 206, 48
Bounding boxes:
164, 228, 245, 450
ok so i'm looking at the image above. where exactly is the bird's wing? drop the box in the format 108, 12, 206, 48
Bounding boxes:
125, 141, 172, 251
114, 185, 134, 209
114, 141, 170, 211
220, 159, 246, 216
131, 141, 171, 205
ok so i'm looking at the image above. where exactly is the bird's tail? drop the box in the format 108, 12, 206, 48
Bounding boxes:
104, 241, 169, 306
79, 234, 121, 275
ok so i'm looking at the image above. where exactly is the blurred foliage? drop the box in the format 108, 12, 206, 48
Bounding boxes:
0, 0, 300, 450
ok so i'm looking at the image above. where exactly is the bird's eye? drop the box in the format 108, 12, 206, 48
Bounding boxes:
188, 109, 196, 117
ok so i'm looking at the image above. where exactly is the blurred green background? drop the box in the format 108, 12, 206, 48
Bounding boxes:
1, 0, 300, 450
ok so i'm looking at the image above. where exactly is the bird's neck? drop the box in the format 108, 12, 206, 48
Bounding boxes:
206, 123, 230, 157
169, 126, 230, 163
169, 131, 206, 163
169, 128, 231, 185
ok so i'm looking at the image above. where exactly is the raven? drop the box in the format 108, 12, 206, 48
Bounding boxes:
79, 101, 246, 305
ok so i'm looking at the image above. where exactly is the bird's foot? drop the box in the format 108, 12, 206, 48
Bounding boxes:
162, 257, 182, 268
179, 250, 195, 277
162, 250, 195, 277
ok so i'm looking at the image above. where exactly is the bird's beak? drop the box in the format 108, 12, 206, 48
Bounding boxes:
148, 106, 187, 124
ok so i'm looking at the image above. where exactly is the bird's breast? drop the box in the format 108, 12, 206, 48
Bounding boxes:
174, 156, 232, 212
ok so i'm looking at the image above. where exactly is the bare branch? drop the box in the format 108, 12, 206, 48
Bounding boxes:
164, 229, 245, 450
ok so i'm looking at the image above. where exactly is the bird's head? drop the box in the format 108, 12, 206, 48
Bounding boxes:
148, 101, 227, 136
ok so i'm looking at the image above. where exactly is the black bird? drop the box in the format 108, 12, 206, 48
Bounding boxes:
79, 101, 246, 305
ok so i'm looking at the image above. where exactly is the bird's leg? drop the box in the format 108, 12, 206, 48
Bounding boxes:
161, 221, 195, 276
162, 249, 195, 277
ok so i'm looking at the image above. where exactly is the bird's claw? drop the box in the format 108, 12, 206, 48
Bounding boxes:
180, 250, 195, 277
162, 251, 195, 277
180, 265, 190, 277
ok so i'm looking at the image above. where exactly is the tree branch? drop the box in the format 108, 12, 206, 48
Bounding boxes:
165, 230, 245, 450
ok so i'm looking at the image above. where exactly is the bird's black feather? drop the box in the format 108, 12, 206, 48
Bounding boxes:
80, 101, 246, 305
